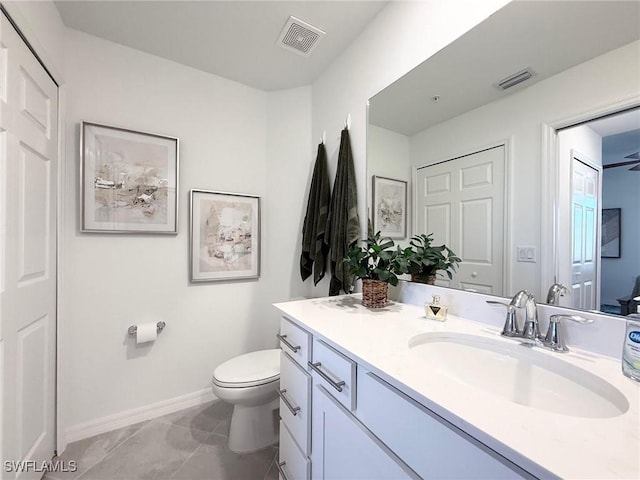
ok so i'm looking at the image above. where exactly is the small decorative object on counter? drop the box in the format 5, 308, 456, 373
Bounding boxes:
622, 304, 640, 382
425, 294, 448, 321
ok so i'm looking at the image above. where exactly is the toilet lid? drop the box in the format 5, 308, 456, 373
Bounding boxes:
212, 349, 280, 388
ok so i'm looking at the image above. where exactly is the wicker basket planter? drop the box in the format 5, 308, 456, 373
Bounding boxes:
362, 279, 389, 308
410, 274, 436, 285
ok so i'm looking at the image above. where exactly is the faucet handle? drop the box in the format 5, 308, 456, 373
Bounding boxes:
486, 301, 521, 337
486, 300, 509, 308
543, 315, 593, 352
550, 314, 592, 325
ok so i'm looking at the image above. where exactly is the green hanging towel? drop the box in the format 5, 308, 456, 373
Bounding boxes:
325, 128, 360, 296
300, 142, 330, 285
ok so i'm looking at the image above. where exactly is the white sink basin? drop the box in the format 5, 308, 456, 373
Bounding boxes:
408, 332, 628, 418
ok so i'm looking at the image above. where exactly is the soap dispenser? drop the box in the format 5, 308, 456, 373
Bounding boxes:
425, 295, 448, 321
622, 304, 640, 382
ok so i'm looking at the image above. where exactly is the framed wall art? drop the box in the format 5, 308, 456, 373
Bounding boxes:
372, 175, 407, 239
601, 207, 621, 258
81, 121, 179, 233
190, 189, 260, 282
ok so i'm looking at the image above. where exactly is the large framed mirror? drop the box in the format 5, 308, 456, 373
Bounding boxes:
367, 0, 640, 316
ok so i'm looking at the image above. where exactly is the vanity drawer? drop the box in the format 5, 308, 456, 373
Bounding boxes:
278, 421, 310, 480
279, 351, 311, 455
278, 317, 312, 369
357, 368, 530, 479
310, 339, 356, 411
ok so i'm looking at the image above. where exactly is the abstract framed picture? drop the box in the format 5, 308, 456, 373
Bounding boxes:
372, 175, 407, 239
80, 121, 179, 233
601, 208, 621, 258
190, 189, 260, 282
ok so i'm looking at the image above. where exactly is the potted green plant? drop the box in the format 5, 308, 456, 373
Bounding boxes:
404, 233, 461, 284
344, 232, 408, 308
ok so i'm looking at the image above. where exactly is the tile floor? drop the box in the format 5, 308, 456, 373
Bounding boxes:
44, 400, 279, 480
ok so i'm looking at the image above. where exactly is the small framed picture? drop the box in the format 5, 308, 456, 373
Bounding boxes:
80, 122, 179, 233
601, 208, 621, 258
372, 176, 407, 239
190, 189, 260, 282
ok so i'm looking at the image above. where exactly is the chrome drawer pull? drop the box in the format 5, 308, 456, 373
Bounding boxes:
308, 361, 346, 392
276, 461, 290, 480
276, 333, 301, 353
277, 389, 301, 416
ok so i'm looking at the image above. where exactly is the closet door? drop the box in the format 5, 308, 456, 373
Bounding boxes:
415, 145, 505, 295
0, 10, 58, 478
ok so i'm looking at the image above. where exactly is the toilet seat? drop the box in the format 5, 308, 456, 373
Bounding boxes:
212, 349, 280, 388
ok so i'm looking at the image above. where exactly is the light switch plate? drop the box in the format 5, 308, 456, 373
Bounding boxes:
517, 246, 536, 263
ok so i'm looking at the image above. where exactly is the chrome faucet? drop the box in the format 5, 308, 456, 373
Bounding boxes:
546, 283, 569, 305
486, 290, 529, 337
542, 314, 593, 352
489, 289, 593, 352
521, 295, 541, 342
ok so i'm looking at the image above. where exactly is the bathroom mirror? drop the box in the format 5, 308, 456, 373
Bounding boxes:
367, 0, 640, 315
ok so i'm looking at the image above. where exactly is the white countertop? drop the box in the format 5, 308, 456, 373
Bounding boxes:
274, 295, 640, 480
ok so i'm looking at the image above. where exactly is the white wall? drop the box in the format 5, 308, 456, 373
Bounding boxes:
264, 86, 313, 304
407, 41, 640, 299
60, 28, 306, 435
308, 0, 510, 297
367, 125, 411, 242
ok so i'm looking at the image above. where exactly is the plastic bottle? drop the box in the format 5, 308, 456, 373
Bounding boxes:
622, 305, 640, 382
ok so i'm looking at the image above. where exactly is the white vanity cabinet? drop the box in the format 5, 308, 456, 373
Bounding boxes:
311, 384, 416, 479
357, 369, 531, 479
309, 337, 415, 479
278, 318, 312, 480
278, 315, 531, 480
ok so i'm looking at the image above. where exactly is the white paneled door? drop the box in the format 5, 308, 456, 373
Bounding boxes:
570, 154, 600, 311
416, 145, 505, 295
1, 11, 58, 479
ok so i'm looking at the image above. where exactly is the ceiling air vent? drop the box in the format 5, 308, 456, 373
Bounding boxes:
495, 68, 535, 91
277, 16, 325, 57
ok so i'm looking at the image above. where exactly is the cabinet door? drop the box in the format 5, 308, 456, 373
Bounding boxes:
311, 385, 417, 480
279, 421, 310, 480
280, 351, 311, 455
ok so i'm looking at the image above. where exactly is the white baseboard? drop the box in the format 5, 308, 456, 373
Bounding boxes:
64, 388, 218, 444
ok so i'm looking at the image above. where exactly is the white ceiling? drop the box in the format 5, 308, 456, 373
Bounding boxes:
589, 109, 640, 138
368, 1, 640, 136
54, 0, 388, 91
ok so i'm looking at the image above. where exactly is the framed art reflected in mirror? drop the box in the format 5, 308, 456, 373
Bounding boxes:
372, 176, 407, 239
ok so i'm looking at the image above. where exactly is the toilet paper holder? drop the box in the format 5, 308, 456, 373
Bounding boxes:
128, 321, 166, 336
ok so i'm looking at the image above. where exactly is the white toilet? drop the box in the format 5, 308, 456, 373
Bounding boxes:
211, 349, 280, 453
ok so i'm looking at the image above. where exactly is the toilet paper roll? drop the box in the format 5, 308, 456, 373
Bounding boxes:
136, 322, 158, 344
